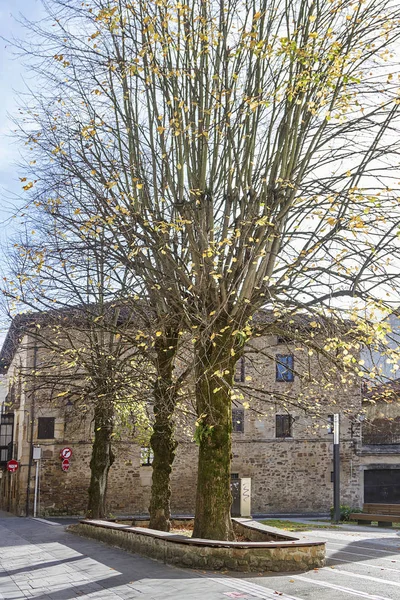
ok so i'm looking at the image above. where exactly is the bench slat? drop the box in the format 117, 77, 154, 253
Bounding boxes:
350, 513, 399, 522
363, 503, 400, 515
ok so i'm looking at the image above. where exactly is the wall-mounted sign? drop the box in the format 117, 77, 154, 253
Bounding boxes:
60, 447, 73, 460
61, 458, 70, 472
7, 459, 19, 473
33, 446, 42, 461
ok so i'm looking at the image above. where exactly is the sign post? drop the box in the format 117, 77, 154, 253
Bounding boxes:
33, 446, 42, 518
333, 414, 341, 523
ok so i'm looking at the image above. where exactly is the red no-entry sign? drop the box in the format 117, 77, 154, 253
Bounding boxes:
61, 458, 70, 472
7, 460, 19, 473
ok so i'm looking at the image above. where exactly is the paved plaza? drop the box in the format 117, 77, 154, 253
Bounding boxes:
1, 512, 400, 599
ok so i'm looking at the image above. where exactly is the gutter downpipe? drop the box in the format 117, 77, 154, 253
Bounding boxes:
25, 339, 37, 517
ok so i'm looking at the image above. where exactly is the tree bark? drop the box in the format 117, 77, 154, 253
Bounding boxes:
87, 401, 115, 519
192, 327, 237, 541
148, 330, 179, 531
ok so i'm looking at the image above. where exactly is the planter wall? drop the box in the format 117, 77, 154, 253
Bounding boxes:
69, 518, 325, 572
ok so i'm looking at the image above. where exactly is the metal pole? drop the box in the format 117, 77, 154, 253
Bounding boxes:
33, 460, 39, 518
333, 413, 340, 523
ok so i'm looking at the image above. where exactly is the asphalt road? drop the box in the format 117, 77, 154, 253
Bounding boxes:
0, 513, 399, 599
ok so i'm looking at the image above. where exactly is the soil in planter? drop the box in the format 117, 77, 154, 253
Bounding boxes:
116, 519, 253, 541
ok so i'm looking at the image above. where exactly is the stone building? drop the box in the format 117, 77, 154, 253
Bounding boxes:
358, 379, 400, 504
0, 309, 372, 517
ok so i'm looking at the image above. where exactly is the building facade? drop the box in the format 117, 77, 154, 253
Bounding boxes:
0, 313, 384, 517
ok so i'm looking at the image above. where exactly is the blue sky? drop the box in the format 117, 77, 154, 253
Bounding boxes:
0, 1, 44, 340
0, 0, 44, 246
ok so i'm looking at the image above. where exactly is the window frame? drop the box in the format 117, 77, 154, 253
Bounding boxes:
37, 417, 55, 440
275, 354, 294, 382
0, 413, 14, 464
275, 414, 293, 438
232, 408, 244, 433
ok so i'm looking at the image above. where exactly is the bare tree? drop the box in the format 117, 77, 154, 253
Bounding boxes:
2, 222, 154, 519
10, 0, 400, 539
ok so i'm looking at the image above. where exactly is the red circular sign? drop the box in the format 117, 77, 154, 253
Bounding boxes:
61, 458, 70, 472
7, 460, 19, 473
60, 447, 73, 460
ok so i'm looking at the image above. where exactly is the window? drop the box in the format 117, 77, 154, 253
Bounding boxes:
140, 446, 154, 466
232, 408, 244, 433
276, 414, 292, 438
0, 413, 14, 464
327, 415, 334, 434
37, 417, 55, 440
276, 354, 294, 382
234, 356, 245, 382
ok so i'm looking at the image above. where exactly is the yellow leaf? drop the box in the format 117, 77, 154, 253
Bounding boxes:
155, 331, 162, 336
310, 321, 318, 328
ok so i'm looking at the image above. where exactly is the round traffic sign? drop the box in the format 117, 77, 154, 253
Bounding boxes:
7, 459, 19, 473
61, 458, 70, 472
60, 447, 73, 460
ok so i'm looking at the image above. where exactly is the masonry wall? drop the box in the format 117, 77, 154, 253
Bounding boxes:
0, 326, 364, 517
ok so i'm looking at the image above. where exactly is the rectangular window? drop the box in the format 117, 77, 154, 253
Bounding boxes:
140, 446, 154, 466
0, 413, 14, 464
327, 415, 334, 434
276, 354, 294, 382
276, 414, 292, 438
37, 417, 55, 440
232, 408, 244, 433
234, 356, 245, 382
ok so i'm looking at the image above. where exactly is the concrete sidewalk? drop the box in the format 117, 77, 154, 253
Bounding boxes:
2, 515, 400, 599
0, 517, 271, 600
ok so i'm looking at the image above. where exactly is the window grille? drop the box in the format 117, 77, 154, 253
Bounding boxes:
37, 417, 55, 440
276, 414, 292, 438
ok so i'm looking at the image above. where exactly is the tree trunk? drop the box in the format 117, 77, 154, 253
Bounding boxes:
192, 328, 237, 541
148, 330, 179, 531
87, 402, 115, 519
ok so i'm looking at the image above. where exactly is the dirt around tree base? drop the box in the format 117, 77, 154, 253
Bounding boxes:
116, 518, 252, 541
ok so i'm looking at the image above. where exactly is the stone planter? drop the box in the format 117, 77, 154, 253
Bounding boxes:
69, 517, 325, 572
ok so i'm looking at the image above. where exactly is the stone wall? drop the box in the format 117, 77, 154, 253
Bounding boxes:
0, 328, 363, 516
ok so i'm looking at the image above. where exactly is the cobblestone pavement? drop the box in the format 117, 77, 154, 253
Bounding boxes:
1, 514, 400, 599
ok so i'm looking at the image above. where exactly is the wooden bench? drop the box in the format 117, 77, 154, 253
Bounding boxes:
350, 504, 400, 527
